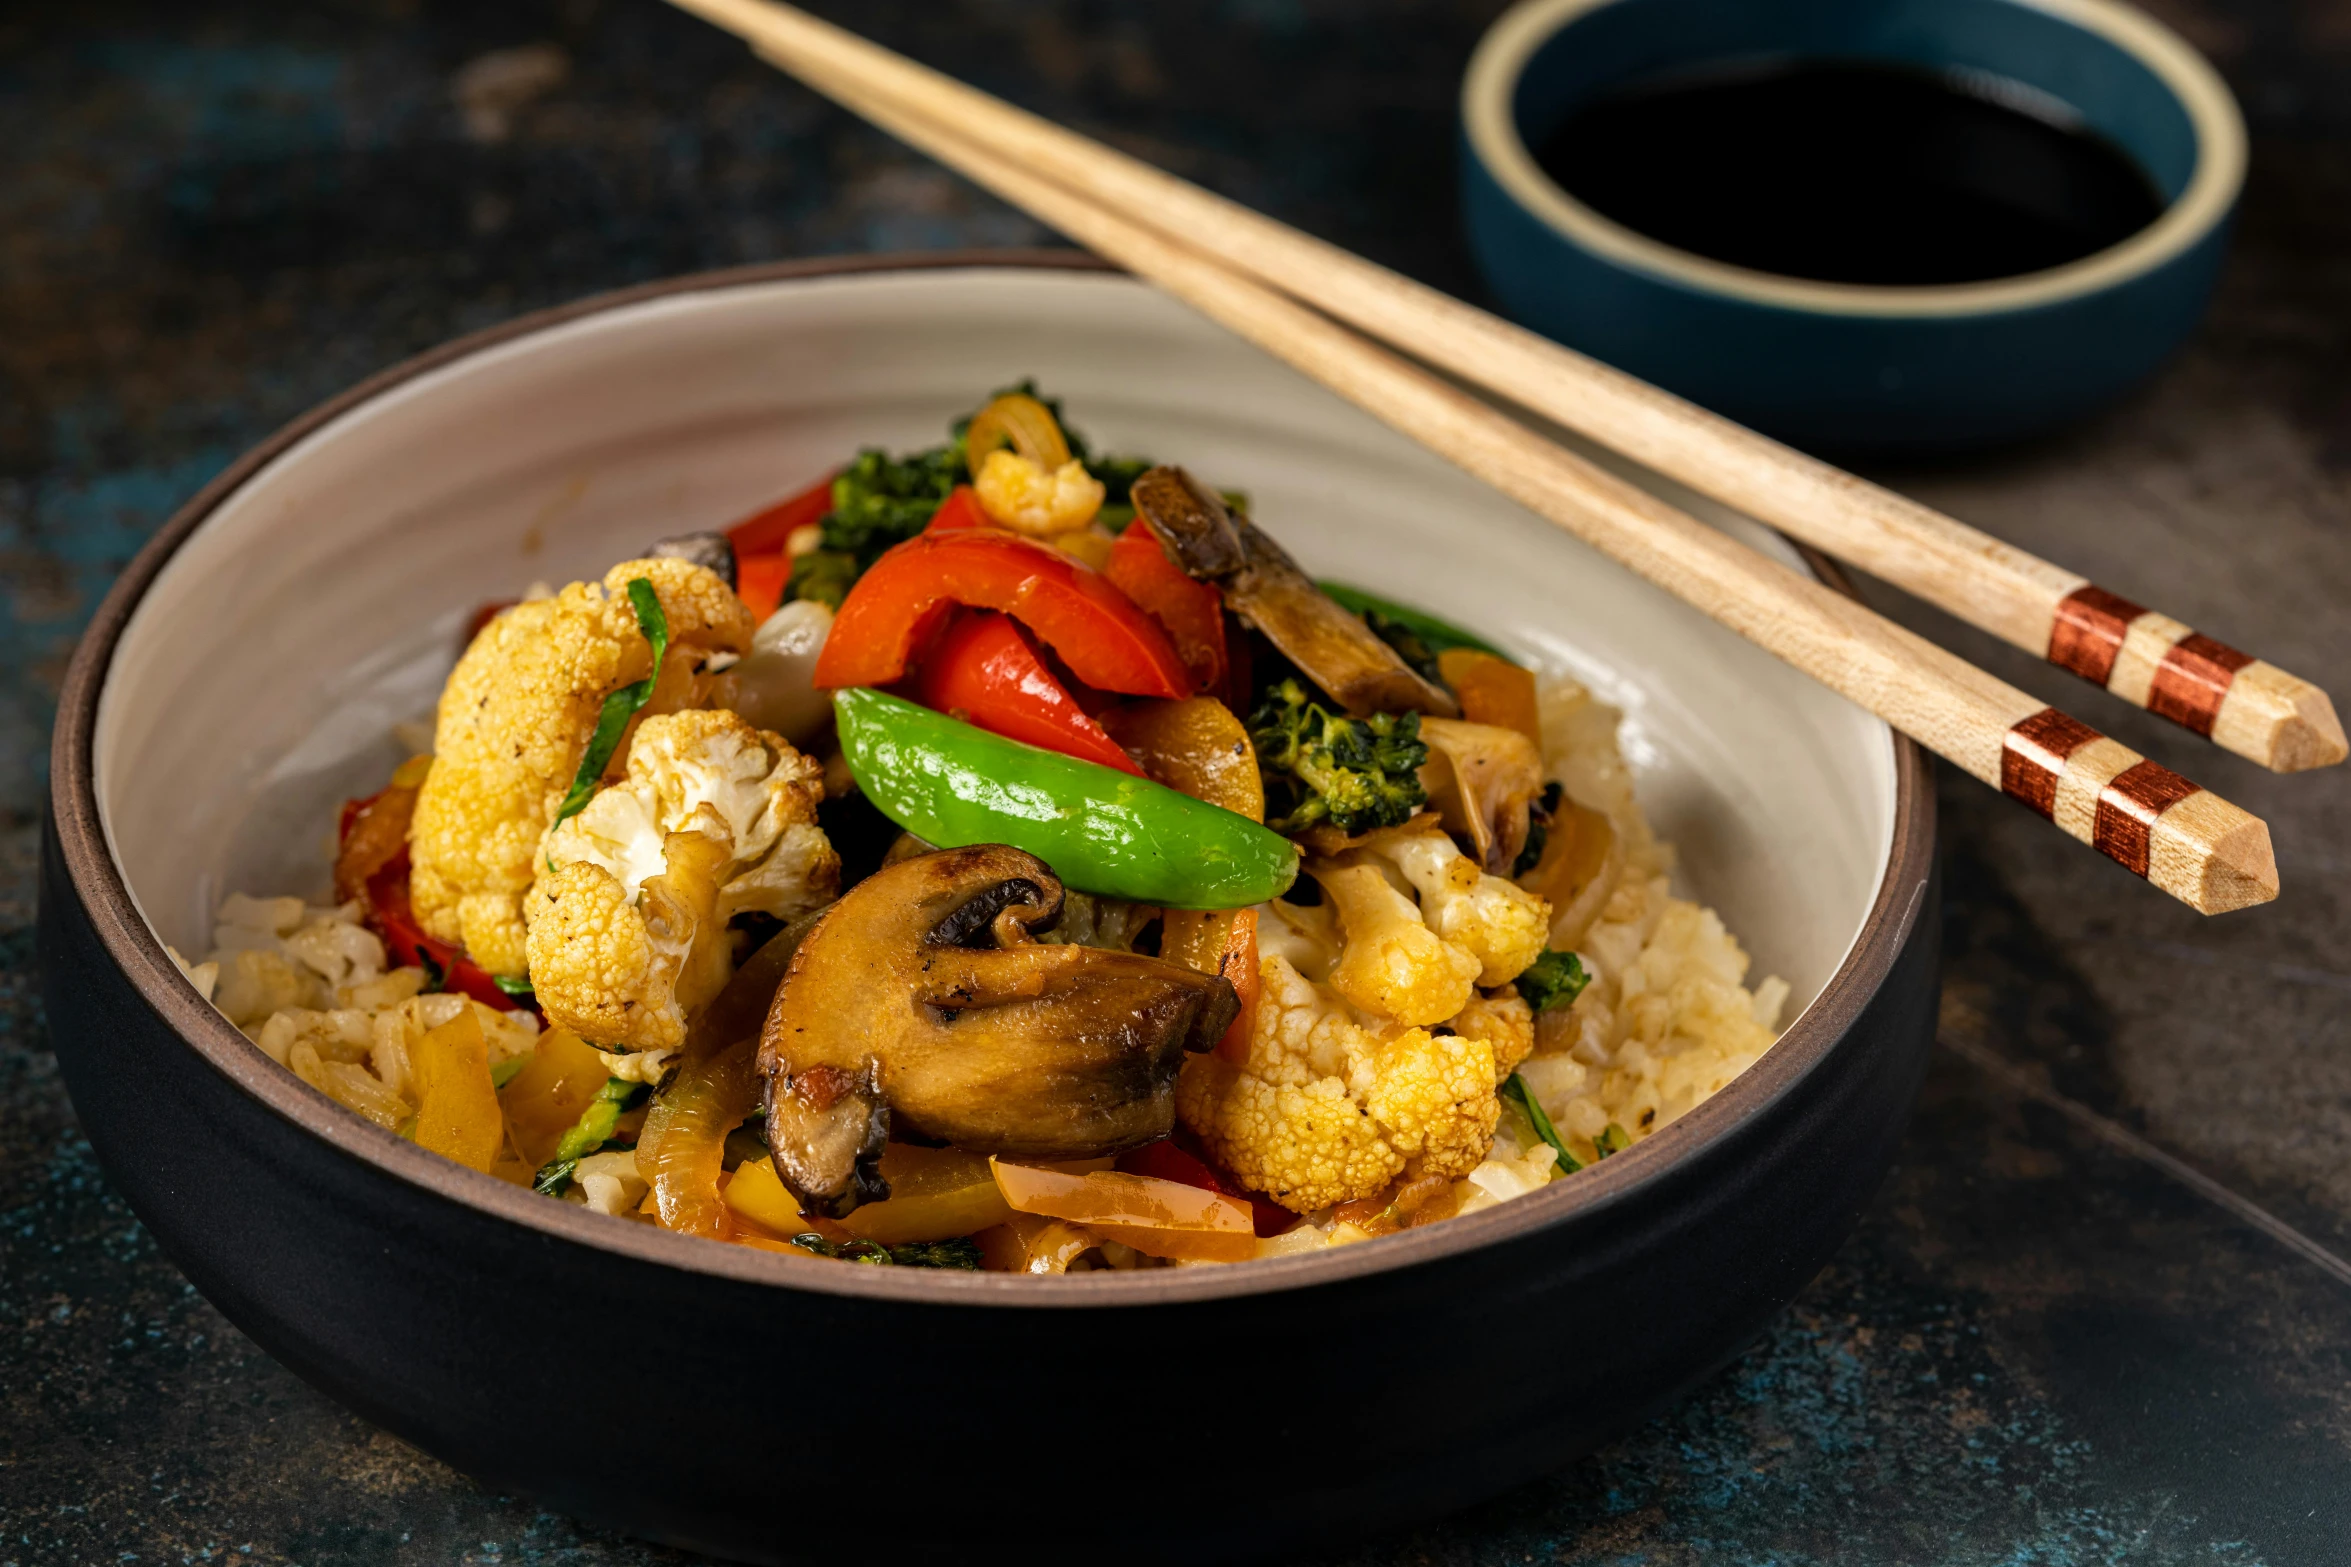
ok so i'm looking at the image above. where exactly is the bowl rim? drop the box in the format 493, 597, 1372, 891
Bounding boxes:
50, 250, 1935, 1308
1461, 0, 2247, 319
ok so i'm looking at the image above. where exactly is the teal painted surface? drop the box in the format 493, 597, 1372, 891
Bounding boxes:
5, 2, 2350, 1562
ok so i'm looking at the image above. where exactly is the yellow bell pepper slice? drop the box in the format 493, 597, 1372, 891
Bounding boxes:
496, 1024, 609, 1169
840, 1145, 1013, 1244
410, 1010, 503, 1173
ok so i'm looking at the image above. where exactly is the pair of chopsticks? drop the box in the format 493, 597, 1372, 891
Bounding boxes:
667, 0, 2333, 915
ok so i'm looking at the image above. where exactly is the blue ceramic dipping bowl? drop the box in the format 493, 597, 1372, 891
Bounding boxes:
1461, 0, 2246, 453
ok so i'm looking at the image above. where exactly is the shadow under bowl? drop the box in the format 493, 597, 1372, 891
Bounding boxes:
40, 254, 1938, 1564
1461, 0, 2247, 454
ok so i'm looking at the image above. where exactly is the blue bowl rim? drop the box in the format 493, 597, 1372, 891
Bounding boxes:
48, 251, 1934, 1309
1462, 0, 2247, 319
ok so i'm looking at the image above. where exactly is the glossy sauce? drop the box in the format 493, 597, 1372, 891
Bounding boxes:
1534, 60, 2167, 287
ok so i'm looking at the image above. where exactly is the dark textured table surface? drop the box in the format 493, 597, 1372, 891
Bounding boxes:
5, 2, 2349, 1563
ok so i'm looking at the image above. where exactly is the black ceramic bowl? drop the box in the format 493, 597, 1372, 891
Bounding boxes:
40, 254, 1937, 1564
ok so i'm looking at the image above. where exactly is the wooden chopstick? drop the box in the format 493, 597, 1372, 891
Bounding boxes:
669, 0, 2279, 915
670, 0, 2344, 778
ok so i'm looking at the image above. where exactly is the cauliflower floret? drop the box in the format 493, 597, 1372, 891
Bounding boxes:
1312, 860, 1481, 1027
1177, 954, 1502, 1213
526, 827, 728, 1055
540, 708, 837, 924
1372, 827, 1550, 987
973, 447, 1105, 536
408, 557, 752, 976
1446, 987, 1535, 1079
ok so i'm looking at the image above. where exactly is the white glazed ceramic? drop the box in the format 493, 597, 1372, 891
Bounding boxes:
97, 262, 1894, 1027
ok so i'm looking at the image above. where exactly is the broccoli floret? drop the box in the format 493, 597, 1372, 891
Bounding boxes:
789, 1233, 984, 1269
1248, 677, 1430, 836
785, 548, 861, 610
818, 446, 963, 568
1515, 949, 1590, 1014
787, 384, 1158, 596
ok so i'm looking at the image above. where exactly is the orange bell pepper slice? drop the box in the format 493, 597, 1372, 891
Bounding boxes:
814, 529, 1192, 700
911, 611, 1144, 774
1437, 648, 1542, 747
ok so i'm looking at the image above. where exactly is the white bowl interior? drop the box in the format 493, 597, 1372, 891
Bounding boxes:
94, 267, 1895, 1024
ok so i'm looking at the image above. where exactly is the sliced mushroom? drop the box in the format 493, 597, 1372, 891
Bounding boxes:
648, 531, 738, 590
758, 845, 1239, 1216
1230, 521, 1458, 718
1417, 717, 1545, 873
1128, 465, 1245, 577
1126, 464, 1456, 719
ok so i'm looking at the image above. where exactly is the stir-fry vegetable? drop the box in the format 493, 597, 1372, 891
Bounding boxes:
814, 529, 1192, 700
910, 611, 1143, 774
1501, 1071, 1578, 1174
497, 1024, 611, 1167
637, 1038, 759, 1239
789, 1233, 985, 1269
1516, 949, 1592, 1013
533, 1078, 645, 1195
408, 1010, 504, 1173
990, 1159, 1257, 1262
1104, 522, 1228, 694
835, 690, 1297, 907
1248, 677, 1430, 835
756, 845, 1242, 1214
1317, 583, 1505, 658
1437, 649, 1542, 745
550, 577, 668, 833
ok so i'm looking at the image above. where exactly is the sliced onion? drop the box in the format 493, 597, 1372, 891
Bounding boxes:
638, 1036, 759, 1239
991, 1159, 1254, 1262
962, 392, 1071, 479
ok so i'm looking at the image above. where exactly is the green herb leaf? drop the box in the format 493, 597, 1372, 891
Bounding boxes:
1594, 1123, 1631, 1159
550, 577, 668, 833
1516, 949, 1591, 1014
415, 949, 447, 995
788, 1232, 984, 1269
488, 1056, 529, 1090
1502, 1072, 1581, 1175
492, 973, 536, 1000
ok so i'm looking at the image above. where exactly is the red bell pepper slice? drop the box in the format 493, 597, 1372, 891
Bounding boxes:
911, 612, 1144, 775
726, 469, 837, 557
1118, 1136, 1293, 1238
336, 793, 529, 1015
736, 553, 789, 623
1105, 525, 1226, 695
923, 484, 990, 534
813, 528, 1192, 699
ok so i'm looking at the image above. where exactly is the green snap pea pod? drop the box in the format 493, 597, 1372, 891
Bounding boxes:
1316, 582, 1507, 659
833, 688, 1299, 909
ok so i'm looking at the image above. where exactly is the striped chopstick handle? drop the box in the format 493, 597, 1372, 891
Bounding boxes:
2047, 586, 2251, 737
2001, 706, 2254, 895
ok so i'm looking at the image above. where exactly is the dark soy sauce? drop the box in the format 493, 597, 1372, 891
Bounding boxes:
1534, 59, 2166, 286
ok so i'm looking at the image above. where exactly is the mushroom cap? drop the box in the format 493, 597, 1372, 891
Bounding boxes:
758, 845, 1239, 1215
